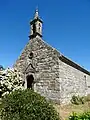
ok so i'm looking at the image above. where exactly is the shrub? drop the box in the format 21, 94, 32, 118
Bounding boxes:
68, 111, 90, 120
0, 89, 60, 120
84, 94, 90, 102
71, 95, 84, 105
69, 112, 79, 120
0, 68, 24, 98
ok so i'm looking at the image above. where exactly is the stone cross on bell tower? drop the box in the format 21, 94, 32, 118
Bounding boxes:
29, 9, 43, 39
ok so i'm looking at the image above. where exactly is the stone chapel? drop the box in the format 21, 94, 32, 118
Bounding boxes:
14, 9, 90, 104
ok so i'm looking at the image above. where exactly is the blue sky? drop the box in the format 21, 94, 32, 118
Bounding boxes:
0, 0, 90, 70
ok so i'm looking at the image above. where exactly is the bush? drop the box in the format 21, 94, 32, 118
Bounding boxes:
71, 95, 84, 105
84, 94, 90, 102
68, 111, 90, 120
0, 68, 24, 98
0, 89, 60, 120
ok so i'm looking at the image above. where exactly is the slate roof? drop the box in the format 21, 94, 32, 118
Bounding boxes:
59, 54, 90, 75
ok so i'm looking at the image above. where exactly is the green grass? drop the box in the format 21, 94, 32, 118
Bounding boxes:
54, 101, 90, 120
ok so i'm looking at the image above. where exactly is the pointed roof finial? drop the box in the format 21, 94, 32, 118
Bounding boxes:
34, 7, 39, 19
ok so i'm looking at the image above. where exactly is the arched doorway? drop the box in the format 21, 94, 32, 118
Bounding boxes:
26, 75, 34, 89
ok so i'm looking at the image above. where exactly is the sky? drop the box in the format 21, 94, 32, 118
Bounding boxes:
0, 0, 90, 70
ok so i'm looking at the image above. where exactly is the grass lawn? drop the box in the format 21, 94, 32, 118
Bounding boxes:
54, 101, 90, 120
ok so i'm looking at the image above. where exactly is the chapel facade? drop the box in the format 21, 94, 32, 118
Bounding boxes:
14, 9, 90, 104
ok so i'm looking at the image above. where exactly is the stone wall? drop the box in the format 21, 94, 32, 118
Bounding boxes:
14, 35, 90, 105
59, 58, 90, 104
14, 36, 61, 104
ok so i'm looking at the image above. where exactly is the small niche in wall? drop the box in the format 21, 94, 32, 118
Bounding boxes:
84, 75, 87, 90
28, 52, 33, 59
84, 75, 86, 79
84, 75, 86, 82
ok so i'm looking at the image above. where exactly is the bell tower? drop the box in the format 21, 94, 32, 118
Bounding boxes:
29, 9, 43, 39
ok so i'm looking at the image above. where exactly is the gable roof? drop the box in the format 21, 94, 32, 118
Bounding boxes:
59, 54, 90, 75
40, 37, 90, 76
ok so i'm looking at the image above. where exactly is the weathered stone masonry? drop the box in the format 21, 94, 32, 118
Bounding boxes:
59, 56, 90, 104
14, 36, 61, 104
14, 9, 90, 104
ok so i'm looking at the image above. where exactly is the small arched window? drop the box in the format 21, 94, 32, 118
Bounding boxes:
38, 23, 41, 31
33, 23, 36, 34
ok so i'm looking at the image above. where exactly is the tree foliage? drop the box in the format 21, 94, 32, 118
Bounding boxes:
71, 95, 84, 105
